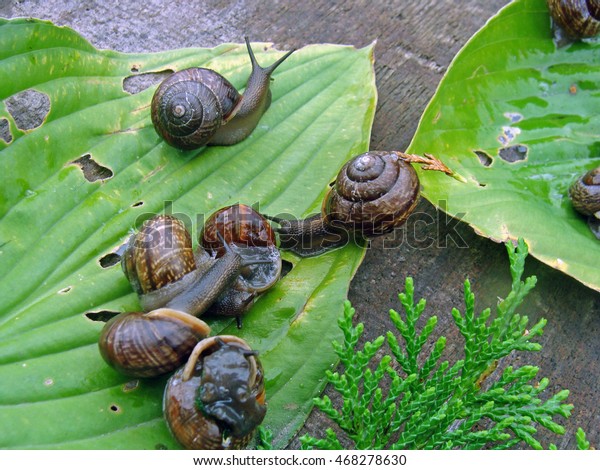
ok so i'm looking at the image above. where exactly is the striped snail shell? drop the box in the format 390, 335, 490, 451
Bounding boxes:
98, 308, 210, 378
151, 37, 294, 150
569, 166, 600, 217
163, 336, 266, 449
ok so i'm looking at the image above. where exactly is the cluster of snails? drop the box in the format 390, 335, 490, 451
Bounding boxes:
569, 166, 600, 239
98, 150, 444, 448
99, 204, 280, 449
98, 37, 459, 449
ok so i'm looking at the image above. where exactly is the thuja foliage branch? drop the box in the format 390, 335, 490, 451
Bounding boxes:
300, 239, 586, 450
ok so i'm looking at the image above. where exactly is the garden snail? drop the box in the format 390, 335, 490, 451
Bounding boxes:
547, 0, 600, 40
200, 204, 282, 324
569, 166, 600, 239
266, 151, 454, 257
151, 37, 294, 150
98, 308, 210, 378
163, 336, 266, 449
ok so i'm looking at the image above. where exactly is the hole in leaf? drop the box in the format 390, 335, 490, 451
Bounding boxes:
109, 404, 121, 413
132, 201, 144, 207
122, 380, 140, 393
85, 310, 120, 322
123, 70, 172, 94
70, 154, 114, 182
99, 252, 121, 268
497, 126, 520, 146
0, 117, 12, 143
57, 286, 72, 294
281, 259, 294, 278
130, 65, 139, 73
498, 144, 528, 163
5, 89, 50, 130
474, 150, 492, 167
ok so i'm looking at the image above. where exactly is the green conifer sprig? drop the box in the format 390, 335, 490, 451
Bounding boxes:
299, 239, 584, 450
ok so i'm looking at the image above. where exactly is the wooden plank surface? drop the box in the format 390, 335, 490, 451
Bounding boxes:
1, 0, 597, 449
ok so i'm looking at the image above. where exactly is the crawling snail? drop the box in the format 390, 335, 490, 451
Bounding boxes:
99, 215, 248, 377
547, 0, 600, 40
151, 37, 294, 150
569, 166, 600, 239
163, 336, 266, 449
267, 151, 452, 257
200, 204, 282, 325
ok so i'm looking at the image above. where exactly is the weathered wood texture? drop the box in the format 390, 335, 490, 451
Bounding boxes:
1, 0, 598, 449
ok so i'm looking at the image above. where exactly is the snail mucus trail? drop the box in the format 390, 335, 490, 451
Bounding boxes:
151, 37, 295, 150
266, 150, 454, 257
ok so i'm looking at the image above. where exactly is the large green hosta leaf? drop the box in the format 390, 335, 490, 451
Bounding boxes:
0, 18, 375, 449
409, 0, 600, 291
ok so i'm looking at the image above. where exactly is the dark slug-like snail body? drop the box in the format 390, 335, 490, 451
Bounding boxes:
569, 166, 600, 239
163, 336, 266, 449
200, 204, 282, 323
267, 151, 422, 257
547, 0, 600, 40
151, 37, 294, 150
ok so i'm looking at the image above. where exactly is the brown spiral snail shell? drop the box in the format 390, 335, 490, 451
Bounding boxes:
151, 37, 294, 150
199, 204, 282, 325
569, 166, 600, 239
163, 336, 266, 449
98, 308, 210, 378
121, 214, 244, 315
547, 0, 600, 39
267, 151, 421, 256
569, 166, 600, 216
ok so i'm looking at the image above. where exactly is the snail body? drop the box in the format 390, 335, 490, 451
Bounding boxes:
268, 151, 421, 257
547, 0, 600, 39
98, 308, 210, 378
163, 336, 266, 449
151, 37, 294, 150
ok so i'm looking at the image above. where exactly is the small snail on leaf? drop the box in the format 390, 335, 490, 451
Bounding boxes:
547, 0, 600, 44
569, 165, 600, 239
151, 37, 295, 150
266, 151, 453, 257
163, 336, 266, 450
